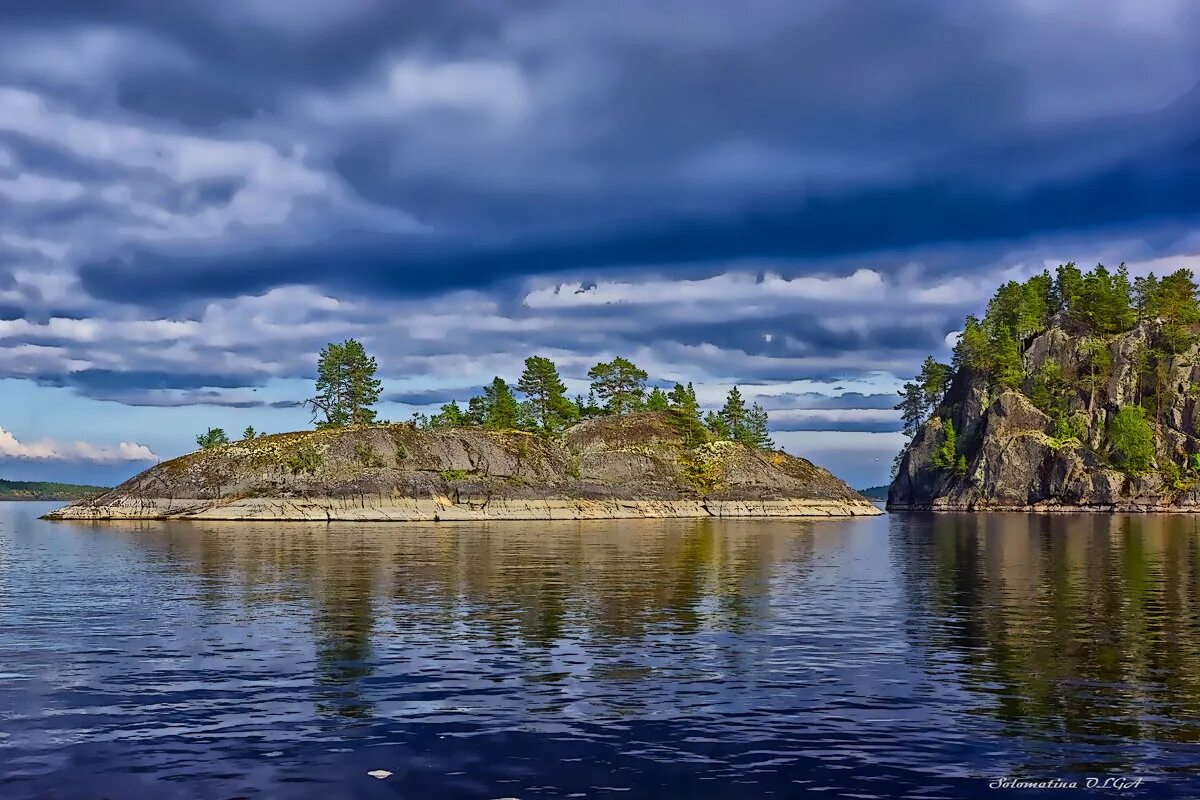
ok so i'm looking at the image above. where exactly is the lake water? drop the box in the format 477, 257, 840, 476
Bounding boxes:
2, 502, 1199, 799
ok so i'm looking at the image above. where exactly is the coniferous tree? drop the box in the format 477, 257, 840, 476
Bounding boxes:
744, 403, 774, 449
196, 427, 230, 449
308, 339, 382, 428
918, 356, 951, 412
895, 382, 926, 438
517, 356, 577, 432
429, 401, 468, 428
667, 382, 708, 444
645, 387, 670, 411
242, 426, 257, 440
468, 377, 523, 430
587, 357, 648, 414
704, 411, 730, 440
717, 387, 748, 439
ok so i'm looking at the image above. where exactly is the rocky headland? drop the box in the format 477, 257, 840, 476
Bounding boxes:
890, 264, 1200, 512
45, 412, 879, 521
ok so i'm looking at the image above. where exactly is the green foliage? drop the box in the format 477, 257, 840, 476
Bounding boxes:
990, 328, 1023, 389
566, 453, 582, 479
679, 453, 721, 493
242, 426, 257, 440
428, 401, 468, 429
517, 355, 578, 433
743, 403, 774, 449
353, 440, 385, 468
667, 382, 709, 444
286, 443, 323, 475
1069, 263, 1135, 334
0, 478, 109, 500
645, 387, 670, 411
953, 315, 993, 374
1161, 459, 1187, 491
196, 427, 230, 450
468, 377, 524, 430
703, 410, 730, 440
931, 420, 967, 475
308, 339, 382, 428
440, 469, 471, 482
1136, 269, 1200, 353
394, 443, 408, 463
1029, 360, 1068, 418
717, 386, 747, 438
587, 357, 648, 414
1107, 406, 1156, 475
895, 381, 926, 438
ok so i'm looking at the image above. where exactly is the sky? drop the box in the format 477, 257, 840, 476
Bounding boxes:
3, 1, 1200, 489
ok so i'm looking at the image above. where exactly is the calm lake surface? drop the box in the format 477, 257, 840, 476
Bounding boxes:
3, 503, 1200, 799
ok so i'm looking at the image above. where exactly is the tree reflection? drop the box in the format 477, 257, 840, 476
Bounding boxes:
83, 518, 809, 721
893, 513, 1200, 766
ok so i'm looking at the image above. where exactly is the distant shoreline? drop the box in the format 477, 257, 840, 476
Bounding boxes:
1, 479, 110, 503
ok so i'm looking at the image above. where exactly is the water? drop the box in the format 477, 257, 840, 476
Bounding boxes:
2, 503, 1199, 799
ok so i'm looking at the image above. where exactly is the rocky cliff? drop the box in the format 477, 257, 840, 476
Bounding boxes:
46, 412, 879, 521
889, 318, 1200, 511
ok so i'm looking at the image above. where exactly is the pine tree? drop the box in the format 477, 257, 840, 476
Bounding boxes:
667, 382, 708, 444
242, 426, 257, 440
196, 427, 230, 449
718, 387, 748, 440
307, 339, 382, 428
469, 377, 522, 430
645, 387, 670, 411
429, 401, 468, 428
517, 356, 577, 432
744, 403, 774, 449
587, 357, 648, 414
895, 381, 926, 438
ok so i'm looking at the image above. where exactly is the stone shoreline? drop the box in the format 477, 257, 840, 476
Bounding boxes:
44, 495, 882, 522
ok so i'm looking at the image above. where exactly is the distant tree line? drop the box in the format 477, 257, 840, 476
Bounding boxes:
894, 262, 1200, 478
196, 342, 774, 451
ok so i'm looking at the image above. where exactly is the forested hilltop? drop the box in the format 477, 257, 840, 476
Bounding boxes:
49, 346, 882, 522
0, 479, 108, 501
889, 263, 1200, 511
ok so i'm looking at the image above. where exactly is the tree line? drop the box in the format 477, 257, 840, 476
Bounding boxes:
895, 262, 1200, 478
197, 343, 773, 450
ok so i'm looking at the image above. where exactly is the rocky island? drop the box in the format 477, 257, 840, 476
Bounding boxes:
44, 412, 879, 521
890, 263, 1200, 512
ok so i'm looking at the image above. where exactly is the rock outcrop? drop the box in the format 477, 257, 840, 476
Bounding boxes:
889, 319, 1200, 512
46, 412, 880, 521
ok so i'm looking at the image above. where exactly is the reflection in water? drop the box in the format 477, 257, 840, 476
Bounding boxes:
893, 513, 1200, 772
4, 506, 1200, 798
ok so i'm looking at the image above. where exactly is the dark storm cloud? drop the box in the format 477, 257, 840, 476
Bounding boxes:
5, 0, 1200, 462
39, 369, 254, 393
385, 387, 481, 406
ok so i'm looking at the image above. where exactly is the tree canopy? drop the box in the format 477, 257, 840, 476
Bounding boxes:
307, 339, 382, 428
587, 357, 648, 414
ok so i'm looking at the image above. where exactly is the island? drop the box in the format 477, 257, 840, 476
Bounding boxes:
45, 412, 880, 521
890, 263, 1200, 511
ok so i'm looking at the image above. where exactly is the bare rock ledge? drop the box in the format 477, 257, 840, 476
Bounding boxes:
45, 412, 880, 522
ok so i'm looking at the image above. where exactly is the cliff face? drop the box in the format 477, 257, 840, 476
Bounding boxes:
46, 412, 880, 521
889, 319, 1200, 511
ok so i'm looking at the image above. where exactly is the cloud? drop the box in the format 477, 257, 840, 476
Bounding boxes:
0, 425, 156, 462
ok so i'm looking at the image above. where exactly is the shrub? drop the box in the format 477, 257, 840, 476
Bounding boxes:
440, 469, 471, 482
394, 443, 408, 464
931, 420, 967, 475
286, 443, 323, 475
1107, 406, 1156, 475
353, 440, 385, 468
